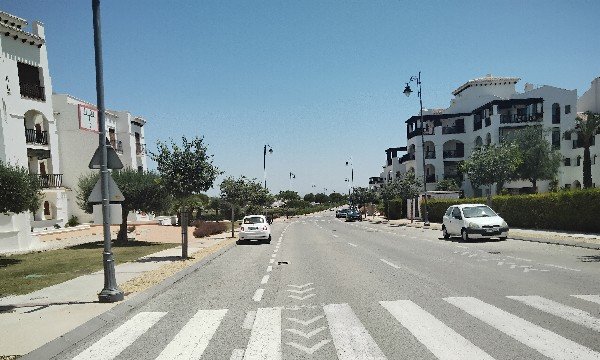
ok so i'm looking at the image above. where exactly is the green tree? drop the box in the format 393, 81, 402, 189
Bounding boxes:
276, 190, 301, 204
208, 196, 222, 218
0, 161, 41, 215
572, 112, 600, 188
303, 193, 315, 203
509, 126, 561, 192
77, 169, 170, 242
435, 178, 460, 191
150, 136, 220, 257
328, 192, 346, 204
220, 176, 271, 237
460, 143, 522, 204
313, 193, 329, 204
349, 187, 377, 208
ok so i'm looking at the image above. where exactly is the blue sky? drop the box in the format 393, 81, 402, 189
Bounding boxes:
3, 0, 599, 196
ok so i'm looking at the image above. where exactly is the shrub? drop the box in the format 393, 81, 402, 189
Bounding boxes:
387, 198, 404, 220
66, 215, 80, 227
193, 221, 228, 238
423, 189, 600, 232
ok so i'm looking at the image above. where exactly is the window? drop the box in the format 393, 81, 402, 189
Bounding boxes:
564, 131, 571, 140
452, 207, 461, 218
576, 156, 581, 166
17, 62, 45, 101
445, 207, 453, 217
552, 103, 560, 124
565, 105, 571, 114
564, 158, 571, 166
552, 128, 561, 150
564, 184, 571, 189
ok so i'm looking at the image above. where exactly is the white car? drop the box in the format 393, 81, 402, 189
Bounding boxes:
442, 204, 509, 241
238, 215, 271, 243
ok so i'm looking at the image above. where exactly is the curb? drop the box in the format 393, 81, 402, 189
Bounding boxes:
21, 239, 236, 360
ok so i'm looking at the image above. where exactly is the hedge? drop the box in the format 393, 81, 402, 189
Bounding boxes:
387, 199, 404, 220
192, 221, 228, 238
423, 189, 600, 232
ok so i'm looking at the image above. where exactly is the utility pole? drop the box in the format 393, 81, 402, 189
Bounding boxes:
92, 0, 123, 303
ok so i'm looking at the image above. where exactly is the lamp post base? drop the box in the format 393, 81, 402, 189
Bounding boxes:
98, 288, 124, 303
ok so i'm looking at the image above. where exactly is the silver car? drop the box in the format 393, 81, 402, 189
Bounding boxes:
442, 204, 509, 241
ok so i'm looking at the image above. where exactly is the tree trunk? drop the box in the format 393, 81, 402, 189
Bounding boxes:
181, 207, 188, 258
487, 186, 492, 207
230, 206, 235, 238
116, 207, 129, 243
583, 145, 592, 188
531, 178, 537, 193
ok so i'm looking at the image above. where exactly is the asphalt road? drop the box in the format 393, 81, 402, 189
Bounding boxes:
54, 211, 600, 360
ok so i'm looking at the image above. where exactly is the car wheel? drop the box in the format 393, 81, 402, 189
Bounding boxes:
461, 229, 469, 242
267, 235, 272, 244
499, 236, 507, 241
442, 226, 450, 239
236, 240, 242, 245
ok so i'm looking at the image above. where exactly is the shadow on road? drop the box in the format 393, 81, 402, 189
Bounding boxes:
437, 237, 506, 244
578, 255, 600, 262
235, 241, 268, 245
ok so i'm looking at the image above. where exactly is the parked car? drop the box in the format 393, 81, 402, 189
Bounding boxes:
336, 208, 350, 218
442, 204, 508, 241
345, 209, 362, 222
238, 215, 271, 244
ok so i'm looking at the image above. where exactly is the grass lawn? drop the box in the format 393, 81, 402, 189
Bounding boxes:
0, 241, 177, 297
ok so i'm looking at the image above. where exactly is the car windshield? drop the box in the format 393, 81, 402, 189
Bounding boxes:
243, 217, 264, 224
462, 206, 497, 218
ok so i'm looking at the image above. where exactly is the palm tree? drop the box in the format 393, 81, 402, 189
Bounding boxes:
574, 112, 600, 188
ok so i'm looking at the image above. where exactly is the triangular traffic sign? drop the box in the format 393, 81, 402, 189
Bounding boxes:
88, 143, 124, 170
88, 175, 125, 204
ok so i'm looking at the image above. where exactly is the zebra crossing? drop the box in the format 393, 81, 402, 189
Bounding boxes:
70, 294, 600, 360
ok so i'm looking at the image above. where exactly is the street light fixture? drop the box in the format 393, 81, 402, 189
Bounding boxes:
345, 157, 354, 193
404, 71, 430, 226
289, 172, 296, 189
263, 144, 273, 189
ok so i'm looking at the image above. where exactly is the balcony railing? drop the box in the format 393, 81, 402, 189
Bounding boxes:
400, 153, 416, 163
36, 174, 62, 188
25, 129, 48, 145
443, 173, 463, 183
110, 140, 124, 154
20, 82, 46, 101
442, 125, 465, 134
500, 113, 543, 124
136, 143, 146, 155
425, 151, 436, 159
443, 150, 464, 159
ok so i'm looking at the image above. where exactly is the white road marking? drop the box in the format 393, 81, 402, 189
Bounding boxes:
287, 288, 314, 294
324, 303, 387, 360
242, 311, 256, 329
273, 249, 278, 253
261, 275, 270, 284
286, 339, 332, 354
572, 295, 600, 305
288, 283, 313, 289
445, 296, 600, 360
229, 349, 245, 360
267, 265, 273, 272
270, 259, 275, 263
508, 296, 600, 332
289, 294, 316, 301
380, 258, 401, 269
253, 288, 264, 302
245, 307, 282, 360
380, 300, 494, 360
332, 234, 339, 238
287, 315, 324, 326
272, 253, 277, 258
285, 326, 326, 338
156, 309, 228, 360
543, 263, 581, 272
347, 242, 358, 247
72, 312, 166, 360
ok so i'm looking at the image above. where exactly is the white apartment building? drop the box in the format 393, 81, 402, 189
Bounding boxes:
53, 94, 148, 223
402, 75, 585, 198
576, 77, 600, 185
369, 147, 406, 190
0, 12, 67, 251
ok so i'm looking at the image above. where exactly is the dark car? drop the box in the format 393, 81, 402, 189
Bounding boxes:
336, 208, 350, 218
345, 209, 362, 222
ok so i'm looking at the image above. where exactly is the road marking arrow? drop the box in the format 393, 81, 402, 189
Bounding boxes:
287, 283, 313, 289
289, 294, 316, 301
286, 339, 331, 354
286, 288, 315, 294
287, 315, 324, 326
285, 326, 326, 338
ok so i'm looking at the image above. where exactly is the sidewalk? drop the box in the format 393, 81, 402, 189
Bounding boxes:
0, 225, 236, 357
364, 215, 600, 250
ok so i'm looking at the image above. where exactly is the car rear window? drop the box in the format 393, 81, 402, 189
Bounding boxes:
243, 217, 264, 224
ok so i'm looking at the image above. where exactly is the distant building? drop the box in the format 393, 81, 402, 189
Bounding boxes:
403, 74, 580, 198
0, 11, 67, 251
53, 94, 149, 223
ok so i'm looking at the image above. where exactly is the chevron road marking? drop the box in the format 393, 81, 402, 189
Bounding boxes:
287, 283, 313, 289
289, 294, 316, 301
287, 315, 324, 326
286, 339, 332, 354
286, 288, 315, 294
285, 326, 327, 338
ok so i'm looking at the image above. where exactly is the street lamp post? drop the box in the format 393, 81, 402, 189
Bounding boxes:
404, 71, 430, 226
345, 157, 353, 193
345, 178, 350, 196
289, 172, 296, 190
263, 145, 273, 189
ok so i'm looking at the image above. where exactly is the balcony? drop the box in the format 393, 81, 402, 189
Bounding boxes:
136, 143, 146, 155
500, 113, 543, 124
36, 174, 63, 188
443, 150, 464, 159
25, 129, 48, 145
443, 173, 463, 183
474, 118, 483, 131
110, 140, 124, 154
442, 125, 465, 135
400, 153, 416, 163
425, 151, 436, 159
20, 82, 46, 101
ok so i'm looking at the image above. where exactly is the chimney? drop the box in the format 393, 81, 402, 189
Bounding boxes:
32, 21, 45, 39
